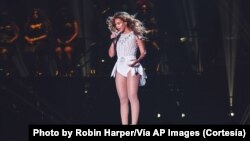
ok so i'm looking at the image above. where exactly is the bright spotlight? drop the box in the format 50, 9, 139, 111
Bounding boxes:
180, 37, 187, 42
157, 113, 161, 118
230, 112, 235, 117
181, 113, 186, 118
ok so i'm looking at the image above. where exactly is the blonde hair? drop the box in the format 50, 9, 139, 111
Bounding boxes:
106, 11, 147, 39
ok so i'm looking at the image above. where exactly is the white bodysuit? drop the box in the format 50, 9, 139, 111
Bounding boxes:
111, 31, 147, 86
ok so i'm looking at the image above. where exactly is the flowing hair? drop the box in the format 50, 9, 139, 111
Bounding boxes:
106, 11, 147, 39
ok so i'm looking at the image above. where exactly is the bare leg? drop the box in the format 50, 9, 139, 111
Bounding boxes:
1, 49, 8, 66
64, 46, 73, 75
55, 47, 63, 60
64, 46, 72, 62
55, 47, 63, 75
2, 48, 8, 61
127, 71, 140, 125
115, 72, 129, 125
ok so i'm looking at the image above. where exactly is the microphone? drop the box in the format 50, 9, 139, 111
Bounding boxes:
112, 31, 122, 44
115, 31, 122, 35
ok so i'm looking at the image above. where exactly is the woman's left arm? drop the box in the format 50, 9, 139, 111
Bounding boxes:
66, 20, 79, 44
7, 24, 19, 43
129, 37, 146, 67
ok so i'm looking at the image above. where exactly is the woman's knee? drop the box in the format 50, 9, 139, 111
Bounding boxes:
64, 46, 73, 53
119, 95, 129, 105
128, 93, 139, 102
1, 48, 8, 54
55, 47, 62, 54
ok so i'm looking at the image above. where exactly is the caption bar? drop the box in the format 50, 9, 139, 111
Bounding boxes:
29, 125, 249, 140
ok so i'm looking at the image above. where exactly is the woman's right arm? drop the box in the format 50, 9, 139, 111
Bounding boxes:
8, 24, 19, 43
108, 32, 117, 58
65, 20, 79, 44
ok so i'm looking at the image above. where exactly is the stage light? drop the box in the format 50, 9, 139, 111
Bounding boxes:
181, 113, 186, 118
101, 8, 110, 15
229, 109, 235, 117
101, 59, 105, 63
230, 112, 235, 117
156, 64, 160, 72
157, 113, 161, 118
180, 37, 187, 42
90, 69, 96, 75
84, 90, 88, 94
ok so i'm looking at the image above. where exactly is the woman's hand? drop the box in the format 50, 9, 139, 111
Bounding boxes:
110, 32, 118, 40
28, 39, 34, 44
128, 59, 139, 67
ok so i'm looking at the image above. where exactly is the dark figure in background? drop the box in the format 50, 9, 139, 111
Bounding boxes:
23, 8, 51, 77
136, 0, 160, 74
54, 8, 79, 77
0, 10, 19, 77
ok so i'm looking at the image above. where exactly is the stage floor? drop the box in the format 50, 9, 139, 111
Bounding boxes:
1, 71, 250, 140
